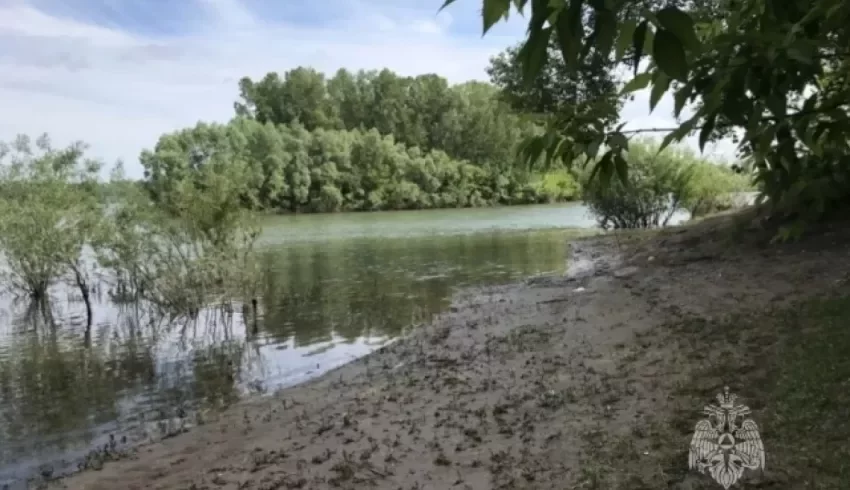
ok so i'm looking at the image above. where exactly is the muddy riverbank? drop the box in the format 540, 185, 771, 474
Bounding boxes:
49, 210, 850, 490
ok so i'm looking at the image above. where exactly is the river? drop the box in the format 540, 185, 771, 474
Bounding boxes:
0, 203, 633, 485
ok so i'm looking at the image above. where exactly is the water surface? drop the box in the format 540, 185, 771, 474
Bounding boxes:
0, 203, 598, 485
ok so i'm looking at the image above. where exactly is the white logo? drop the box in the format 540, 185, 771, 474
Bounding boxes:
688, 386, 765, 489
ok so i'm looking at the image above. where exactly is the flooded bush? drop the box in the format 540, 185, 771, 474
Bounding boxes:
0, 133, 261, 324
96, 141, 261, 318
0, 135, 103, 325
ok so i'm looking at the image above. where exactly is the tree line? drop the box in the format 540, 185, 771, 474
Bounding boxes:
143, 68, 588, 213
142, 61, 744, 215
141, 116, 580, 213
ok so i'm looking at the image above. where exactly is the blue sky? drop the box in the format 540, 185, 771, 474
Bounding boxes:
0, 0, 731, 178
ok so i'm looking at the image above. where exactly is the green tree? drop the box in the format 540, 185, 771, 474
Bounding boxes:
234, 69, 338, 131
682, 159, 752, 217
140, 116, 580, 214
438, 82, 530, 169
326, 69, 370, 131
113, 125, 263, 315
233, 67, 535, 171
446, 0, 850, 238
487, 36, 621, 123
0, 135, 103, 326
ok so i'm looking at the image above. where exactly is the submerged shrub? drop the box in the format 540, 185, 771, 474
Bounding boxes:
97, 147, 261, 317
0, 132, 262, 323
0, 135, 103, 317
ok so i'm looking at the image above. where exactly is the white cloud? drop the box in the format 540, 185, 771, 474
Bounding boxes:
0, 3, 131, 43
0, 0, 735, 179
197, 0, 256, 29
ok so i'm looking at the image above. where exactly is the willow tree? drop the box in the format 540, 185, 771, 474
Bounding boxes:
0, 135, 103, 326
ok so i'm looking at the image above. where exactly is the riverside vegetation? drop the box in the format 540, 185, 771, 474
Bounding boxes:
0, 54, 750, 323
0, 55, 746, 488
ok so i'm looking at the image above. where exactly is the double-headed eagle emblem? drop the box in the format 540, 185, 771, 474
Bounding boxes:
688, 386, 765, 489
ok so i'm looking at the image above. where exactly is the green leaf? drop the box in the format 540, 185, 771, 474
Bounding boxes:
755, 125, 777, 157
555, 0, 584, 68
593, 11, 618, 60
632, 20, 648, 76
652, 28, 688, 81
528, 0, 554, 34
483, 0, 512, 34
520, 135, 546, 167
786, 40, 815, 64
656, 6, 700, 51
649, 72, 670, 111
705, 78, 728, 116
766, 94, 787, 118
438, 0, 459, 12
589, 150, 614, 185
614, 152, 628, 186
543, 131, 563, 168
519, 26, 552, 83
608, 132, 628, 150
641, 26, 654, 57
659, 114, 698, 153
586, 137, 602, 159
621, 72, 652, 94
615, 20, 637, 62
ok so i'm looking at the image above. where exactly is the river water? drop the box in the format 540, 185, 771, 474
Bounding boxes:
0, 203, 613, 485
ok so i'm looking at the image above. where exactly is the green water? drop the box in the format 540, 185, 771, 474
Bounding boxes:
0, 203, 597, 486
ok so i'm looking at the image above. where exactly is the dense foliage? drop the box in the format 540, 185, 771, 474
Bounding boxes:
487, 36, 622, 126
0, 135, 259, 323
142, 56, 749, 217
0, 135, 103, 305
447, 0, 850, 239
233, 68, 532, 166
141, 117, 580, 214
582, 140, 750, 229
96, 169, 260, 316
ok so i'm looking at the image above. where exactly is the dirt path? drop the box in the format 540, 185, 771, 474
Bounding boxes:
49, 211, 850, 490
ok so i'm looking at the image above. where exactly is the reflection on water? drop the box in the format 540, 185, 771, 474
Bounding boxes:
0, 203, 596, 486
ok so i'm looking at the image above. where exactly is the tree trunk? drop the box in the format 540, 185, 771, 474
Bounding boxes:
73, 266, 93, 329
662, 198, 680, 227
251, 297, 259, 335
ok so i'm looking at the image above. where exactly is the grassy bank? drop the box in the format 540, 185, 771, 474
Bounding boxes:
766, 296, 850, 485
578, 245, 850, 488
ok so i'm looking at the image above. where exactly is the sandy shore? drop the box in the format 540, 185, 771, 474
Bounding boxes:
48, 211, 850, 490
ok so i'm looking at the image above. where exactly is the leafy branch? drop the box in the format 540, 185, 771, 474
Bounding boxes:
448, 0, 850, 239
